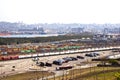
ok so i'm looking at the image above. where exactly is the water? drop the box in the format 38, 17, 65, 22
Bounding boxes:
0, 34, 63, 38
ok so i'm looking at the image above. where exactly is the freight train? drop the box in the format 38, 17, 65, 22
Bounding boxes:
0, 46, 120, 61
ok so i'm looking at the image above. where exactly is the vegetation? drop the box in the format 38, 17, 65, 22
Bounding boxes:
115, 72, 120, 80
49, 67, 120, 80
0, 35, 92, 45
85, 71, 116, 80
0, 71, 54, 80
109, 59, 119, 65
1, 67, 120, 80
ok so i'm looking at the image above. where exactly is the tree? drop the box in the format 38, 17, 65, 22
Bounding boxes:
109, 59, 119, 66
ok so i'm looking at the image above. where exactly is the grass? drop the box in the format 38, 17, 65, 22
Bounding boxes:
0, 71, 54, 80
91, 71, 116, 80
49, 67, 120, 80
1, 67, 120, 80
75, 68, 119, 80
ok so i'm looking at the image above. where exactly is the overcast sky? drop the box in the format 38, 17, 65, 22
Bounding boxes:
0, 0, 120, 24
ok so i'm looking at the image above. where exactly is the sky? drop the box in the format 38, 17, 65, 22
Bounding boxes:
0, 0, 120, 24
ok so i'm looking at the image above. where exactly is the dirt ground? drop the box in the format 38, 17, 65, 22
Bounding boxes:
0, 50, 115, 77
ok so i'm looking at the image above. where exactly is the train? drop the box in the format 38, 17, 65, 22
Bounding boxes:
0, 46, 120, 61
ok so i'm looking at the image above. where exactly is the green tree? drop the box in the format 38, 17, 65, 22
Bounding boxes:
109, 59, 119, 65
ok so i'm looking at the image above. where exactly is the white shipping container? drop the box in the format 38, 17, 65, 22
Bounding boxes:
19, 55, 26, 58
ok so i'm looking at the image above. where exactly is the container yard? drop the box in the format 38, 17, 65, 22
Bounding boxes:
0, 49, 119, 80
0, 39, 120, 80
0, 39, 120, 61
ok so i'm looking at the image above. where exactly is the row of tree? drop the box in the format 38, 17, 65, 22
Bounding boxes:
0, 35, 92, 45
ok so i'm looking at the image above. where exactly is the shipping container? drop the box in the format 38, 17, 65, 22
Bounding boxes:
25, 55, 32, 58
31, 50, 36, 53
25, 50, 31, 53
0, 56, 2, 61
10, 55, 19, 60
21, 50, 25, 53
19, 55, 26, 58
1, 52, 7, 55
1, 56, 11, 60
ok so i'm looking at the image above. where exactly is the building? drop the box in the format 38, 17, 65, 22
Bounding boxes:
70, 28, 84, 34
103, 28, 120, 34
93, 34, 120, 40
18, 27, 45, 34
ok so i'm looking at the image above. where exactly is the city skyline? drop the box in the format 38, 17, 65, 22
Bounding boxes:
0, 0, 120, 24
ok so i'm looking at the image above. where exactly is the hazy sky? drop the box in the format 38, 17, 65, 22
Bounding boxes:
0, 0, 120, 24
